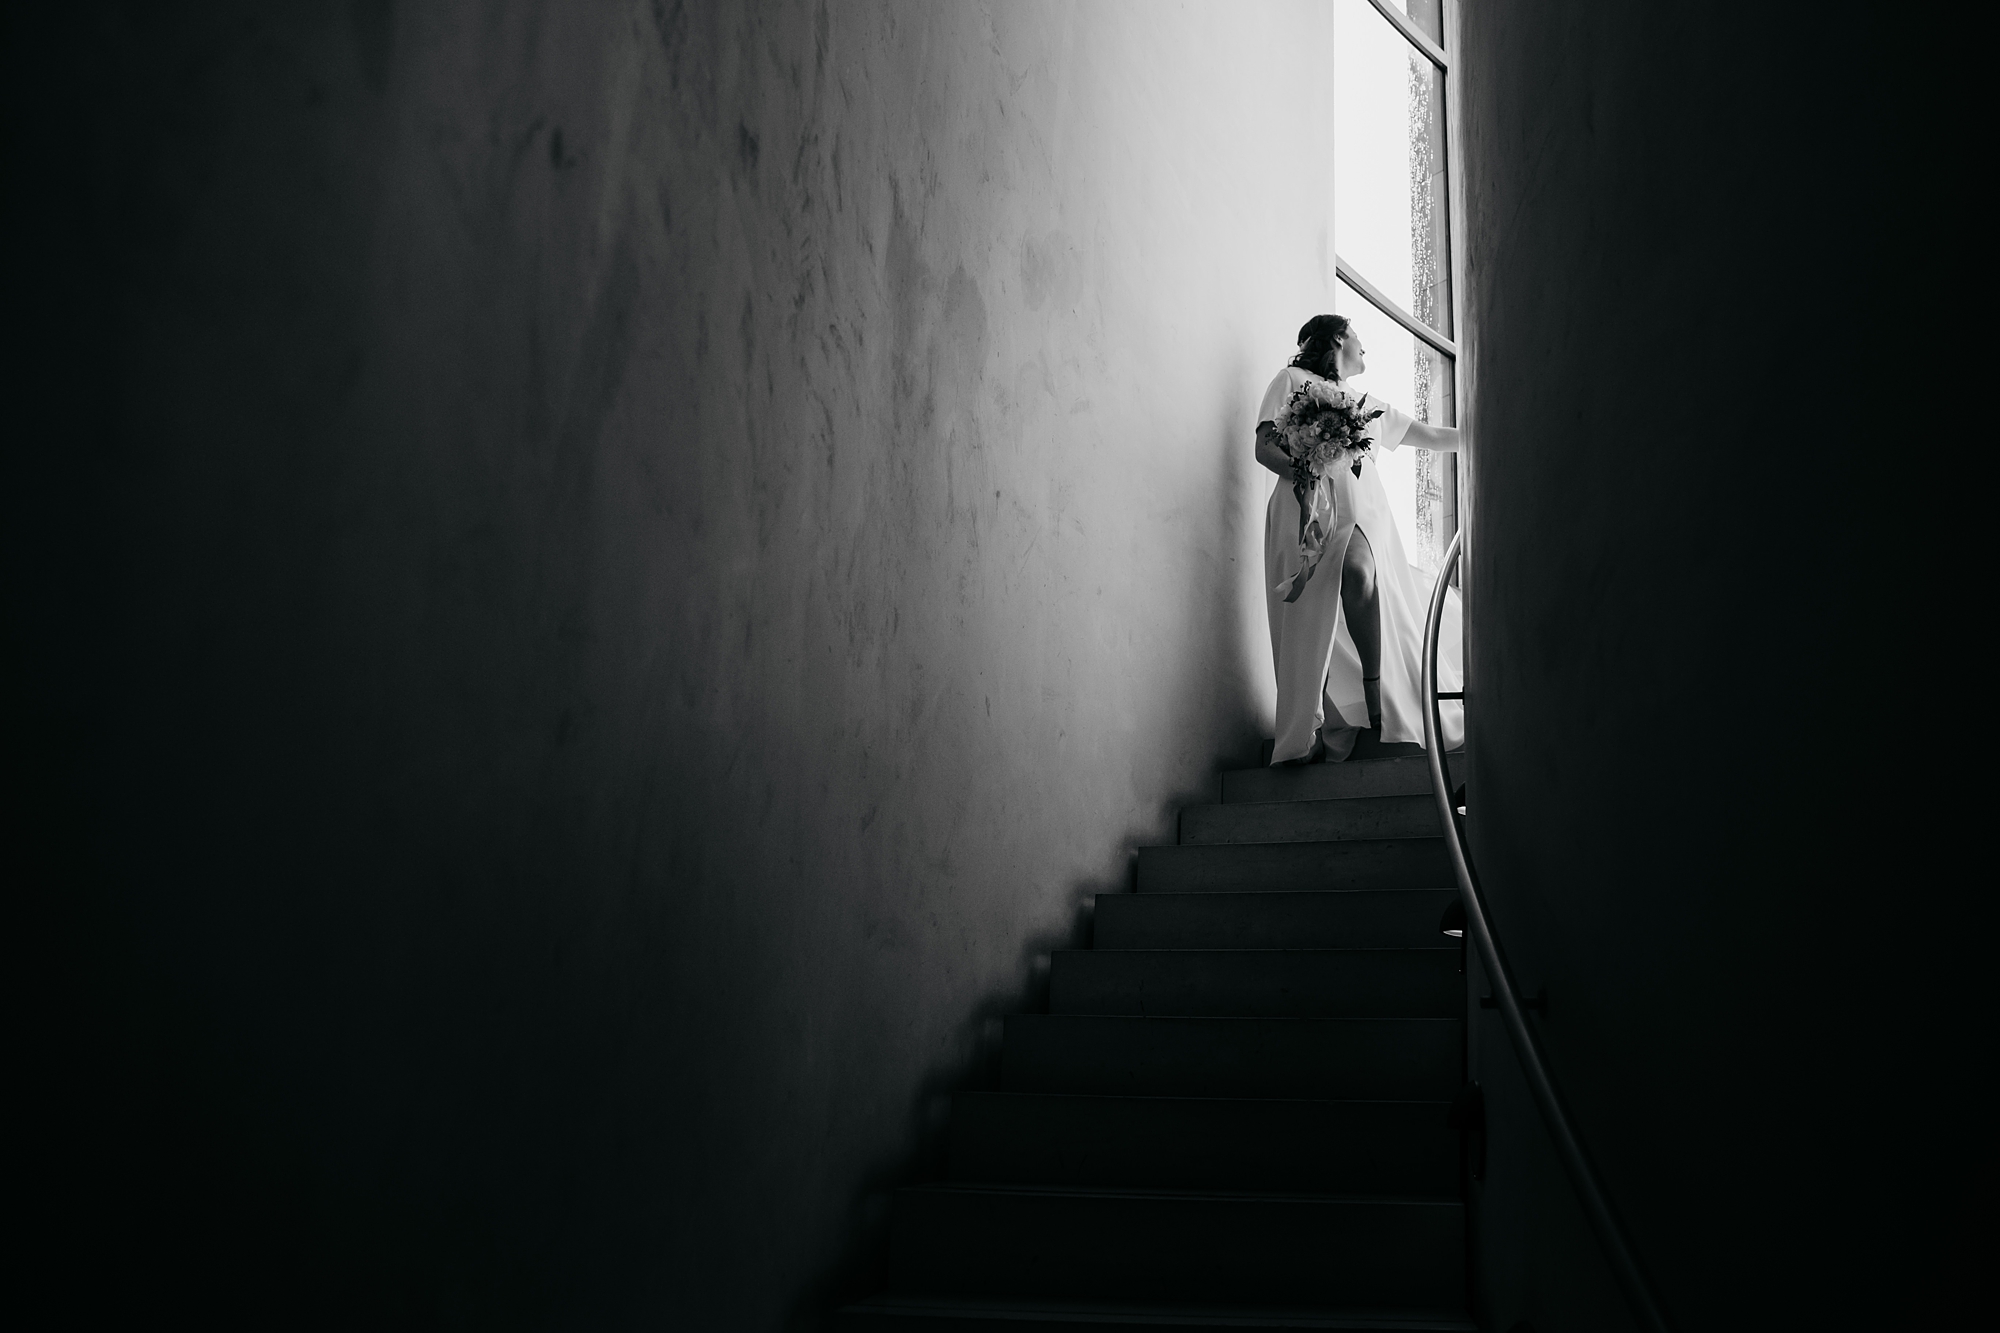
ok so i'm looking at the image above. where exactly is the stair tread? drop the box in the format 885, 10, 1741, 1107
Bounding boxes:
892, 1176, 1472, 1288
959, 1091, 1454, 1108
840, 1294, 1478, 1329
1137, 840, 1451, 894
1222, 753, 1463, 805
1017, 1013, 1461, 1025
1106, 888, 1453, 896
1049, 948, 1464, 1019
1093, 890, 1457, 950
1180, 796, 1441, 847
903, 1181, 1462, 1206
886, 1184, 1467, 1305
1192, 788, 1432, 808
1062, 946, 1457, 954
1226, 756, 1445, 775
948, 1091, 1458, 1193
1147, 836, 1445, 844
1148, 837, 1445, 852
1194, 795, 1435, 815
1257, 737, 1443, 766
1005, 1014, 1462, 1100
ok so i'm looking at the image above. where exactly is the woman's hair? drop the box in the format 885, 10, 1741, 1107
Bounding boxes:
1290, 313, 1351, 378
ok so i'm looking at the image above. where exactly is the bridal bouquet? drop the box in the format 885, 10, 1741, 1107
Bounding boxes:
1271, 380, 1384, 603
1273, 378, 1384, 487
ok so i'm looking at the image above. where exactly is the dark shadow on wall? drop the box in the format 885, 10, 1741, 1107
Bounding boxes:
789, 348, 1271, 1321
788, 874, 1109, 1324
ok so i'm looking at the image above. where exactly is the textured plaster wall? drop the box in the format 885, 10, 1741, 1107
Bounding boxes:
12, 2, 1335, 1326
1451, 4, 1974, 1330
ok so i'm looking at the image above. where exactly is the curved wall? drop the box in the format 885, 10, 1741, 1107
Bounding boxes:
1453, 4, 1973, 1328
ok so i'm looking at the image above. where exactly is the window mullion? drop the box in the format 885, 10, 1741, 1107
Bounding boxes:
1334, 255, 1457, 359
1364, 0, 1447, 70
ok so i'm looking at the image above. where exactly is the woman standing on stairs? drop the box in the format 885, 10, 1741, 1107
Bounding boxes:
1256, 313, 1466, 764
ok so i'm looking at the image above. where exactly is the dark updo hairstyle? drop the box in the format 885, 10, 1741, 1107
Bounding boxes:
1290, 313, 1351, 379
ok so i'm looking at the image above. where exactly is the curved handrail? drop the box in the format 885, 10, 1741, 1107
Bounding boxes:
1422, 530, 1674, 1333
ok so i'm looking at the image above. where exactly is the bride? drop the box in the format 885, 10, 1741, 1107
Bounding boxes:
1256, 314, 1465, 764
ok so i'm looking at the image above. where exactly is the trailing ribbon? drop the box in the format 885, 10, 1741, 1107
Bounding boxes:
1276, 473, 1333, 603
1268, 381, 1381, 603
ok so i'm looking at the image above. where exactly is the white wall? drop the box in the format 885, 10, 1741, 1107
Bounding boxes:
600, 2, 1340, 1310
21, 1, 1345, 1323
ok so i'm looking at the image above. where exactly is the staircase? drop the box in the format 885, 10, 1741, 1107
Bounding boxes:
836, 750, 1475, 1333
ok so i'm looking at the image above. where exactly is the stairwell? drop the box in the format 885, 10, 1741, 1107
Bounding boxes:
837, 749, 1476, 1332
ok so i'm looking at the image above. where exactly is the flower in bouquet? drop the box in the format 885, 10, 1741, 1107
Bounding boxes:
1272, 378, 1385, 485
1270, 380, 1385, 603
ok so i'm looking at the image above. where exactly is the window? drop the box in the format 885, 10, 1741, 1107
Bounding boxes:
1332, 0, 1459, 585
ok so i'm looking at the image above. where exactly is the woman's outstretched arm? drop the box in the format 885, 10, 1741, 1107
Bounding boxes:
1255, 421, 1291, 476
1405, 421, 1462, 451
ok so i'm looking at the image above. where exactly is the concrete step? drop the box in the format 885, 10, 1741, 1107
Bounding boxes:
836, 1295, 1478, 1332
1223, 753, 1463, 805
882, 1184, 1467, 1308
1259, 737, 1434, 767
1003, 1015, 1462, 1100
947, 1092, 1458, 1196
1049, 949, 1462, 1019
1180, 795, 1441, 846
1137, 839, 1451, 894
1094, 890, 1458, 950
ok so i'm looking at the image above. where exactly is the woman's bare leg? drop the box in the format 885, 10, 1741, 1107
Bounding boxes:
1341, 526, 1383, 728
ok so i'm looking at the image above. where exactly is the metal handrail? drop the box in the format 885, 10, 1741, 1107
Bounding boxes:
1422, 530, 1673, 1333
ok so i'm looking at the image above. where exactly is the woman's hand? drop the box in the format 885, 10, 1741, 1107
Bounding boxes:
1255, 422, 1292, 477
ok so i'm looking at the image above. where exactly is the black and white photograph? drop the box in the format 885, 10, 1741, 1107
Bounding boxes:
8, 3, 1969, 1330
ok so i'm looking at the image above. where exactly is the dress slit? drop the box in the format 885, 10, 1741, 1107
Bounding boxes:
1259, 369, 1464, 763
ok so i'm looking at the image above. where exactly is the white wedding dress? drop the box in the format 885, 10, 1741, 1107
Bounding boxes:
1259, 365, 1464, 764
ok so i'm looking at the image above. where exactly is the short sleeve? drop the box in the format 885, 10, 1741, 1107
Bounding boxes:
1257, 368, 1297, 425
1366, 395, 1415, 452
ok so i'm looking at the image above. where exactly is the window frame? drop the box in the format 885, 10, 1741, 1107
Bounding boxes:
1334, 0, 1467, 567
